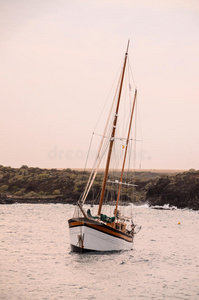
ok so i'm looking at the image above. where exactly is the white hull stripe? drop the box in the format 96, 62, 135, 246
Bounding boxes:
68, 218, 133, 243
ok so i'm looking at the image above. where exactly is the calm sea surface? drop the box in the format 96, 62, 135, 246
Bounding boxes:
0, 203, 199, 300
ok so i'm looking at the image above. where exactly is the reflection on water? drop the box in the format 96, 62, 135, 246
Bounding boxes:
0, 204, 199, 300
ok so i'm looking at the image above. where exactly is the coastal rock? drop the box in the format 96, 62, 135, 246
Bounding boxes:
146, 171, 199, 210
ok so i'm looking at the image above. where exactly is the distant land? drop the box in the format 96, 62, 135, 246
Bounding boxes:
0, 165, 198, 210
72, 168, 186, 174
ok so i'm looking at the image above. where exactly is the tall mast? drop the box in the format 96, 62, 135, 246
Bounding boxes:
114, 88, 137, 215
98, 40, 130, 216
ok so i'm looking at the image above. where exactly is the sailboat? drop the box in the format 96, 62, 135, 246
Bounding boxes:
68, 41, 138, 252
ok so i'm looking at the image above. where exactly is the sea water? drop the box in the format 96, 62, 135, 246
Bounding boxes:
0, 204, 199, 300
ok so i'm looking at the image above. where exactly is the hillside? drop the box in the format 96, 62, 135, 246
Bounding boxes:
0, 165, 167, 205
0, 165, 198, 210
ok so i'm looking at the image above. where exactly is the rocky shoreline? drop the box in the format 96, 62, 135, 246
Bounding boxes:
147, 170, 199, 210
0, 196, 76, 205
0, 195, 137, 206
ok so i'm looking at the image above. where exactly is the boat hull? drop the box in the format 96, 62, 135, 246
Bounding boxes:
68, 217, 133, 252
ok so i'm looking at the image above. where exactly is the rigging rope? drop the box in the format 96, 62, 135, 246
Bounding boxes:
93, 61, 123, 134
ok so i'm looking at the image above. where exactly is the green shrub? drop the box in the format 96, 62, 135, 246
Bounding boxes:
0, 185, 9, 192
53, 189, 61, 195
26, 191, 38, 197
14, 188, 26, 196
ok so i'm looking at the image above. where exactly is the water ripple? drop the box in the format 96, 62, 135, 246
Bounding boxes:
0, 204, 199, 300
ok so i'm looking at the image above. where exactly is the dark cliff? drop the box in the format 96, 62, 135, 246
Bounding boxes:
146, 170, 199, 210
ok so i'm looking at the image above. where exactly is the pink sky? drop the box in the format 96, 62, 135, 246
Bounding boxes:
1, 0, 199, 170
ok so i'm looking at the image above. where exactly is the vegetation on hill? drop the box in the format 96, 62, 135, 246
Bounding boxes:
0, 165, 198, 210
0, 165, 164, 204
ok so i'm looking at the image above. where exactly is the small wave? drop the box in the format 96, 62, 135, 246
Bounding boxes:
131, 203, 149, 209
150, 204, 177, 210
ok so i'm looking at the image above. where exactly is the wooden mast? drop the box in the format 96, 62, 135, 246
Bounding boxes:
114, 88, 137, 216
97, 40, 129, 216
